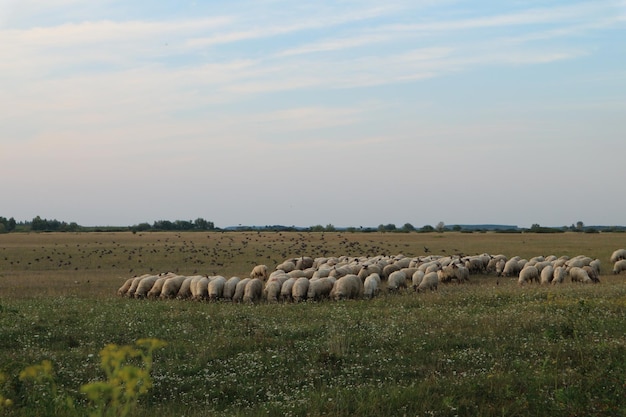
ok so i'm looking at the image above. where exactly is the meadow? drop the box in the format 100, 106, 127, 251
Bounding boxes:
0, 231, 625, 416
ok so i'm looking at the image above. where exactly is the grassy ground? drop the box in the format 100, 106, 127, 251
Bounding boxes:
0, 231, 625, 416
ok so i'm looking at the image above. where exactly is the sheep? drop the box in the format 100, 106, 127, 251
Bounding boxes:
612, 259, 626, 275
363, 273, 381, 299
276, 260, 296, 273
610, 249, 626, 263
412, 270, 425, 290
330, 274, 363, 300
208, 276, 227, 300
306, 278, 335, 301
551, 266, 567, 285
160, 275, 187, 299
280, 277, 297, 302
502, 257, 522, 277
582, 266, 600, 283
222, 276, 241, 300
589, 259, 601, 276
243, 278, 263, 303
117, 277, 134, 296
133, 275, 159, 299
250, 264, 269, 281
417, 271, 438, 292
382, 263, 401, 280
146, 274, 171, 299
264, 280, 283, 303
495, 259, 506, 277
176, 276, 195, 299
540, 265, 554, 285
518, 266, 539, 285
191, 276, 210, 300
232, 278, 251, 303
295, 256, 314, 270
292, 277, 310, 302
387, 270, 408, 292
357, 264, 382, 281
126, 275, 147, 298
329, 265, 353, 279
569, 267, 593, 283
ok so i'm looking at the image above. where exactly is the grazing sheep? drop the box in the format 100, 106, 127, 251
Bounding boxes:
540, 265, 554, 285
382, 264, 401, 280
264, 280, 282, 303
280, 277, 297, 302
127, 275, 147, 298
610, 249, 626, 263
233, 278, 251, 303
176, 276, 195, 299
412, 270, 425, 290
357, 264, 382, 281
589, 259, 601, 275
193, 276, 210, 300
160, 275, 187, 299
134, 275, 159, 299
147, 275, 171, 299
208, 276, 227, 300
518, 266, 539, 285
292, 277, 310, 302
387, 270, 408, 292
569, 267, 593, 283
276, 260, 296, 273
222, 276, 241, 300
329, 265, 353, 279
417, 272, 438, 292
363, 273, 381, 299
117, 277, 134, 296
582, 266, 600, 283
330, 274, 363, 300
495, 259, 506, 277
551, 266, 567, 285
295, 256, 314, 270
250, 264, 269, 281
613, 259, 626, 275
243, 278, 263, 303
502, 257, 522, 277
307, 278, 335, 301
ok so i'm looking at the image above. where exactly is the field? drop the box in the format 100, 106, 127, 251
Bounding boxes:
0, 231, 625, 416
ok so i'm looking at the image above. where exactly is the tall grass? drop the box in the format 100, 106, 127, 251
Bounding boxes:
0, 231, 625, 416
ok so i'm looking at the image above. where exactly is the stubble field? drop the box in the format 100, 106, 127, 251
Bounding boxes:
0, 231, 625, 416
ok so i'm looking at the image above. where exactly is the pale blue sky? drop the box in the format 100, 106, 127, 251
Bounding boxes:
1, 1, 625, 228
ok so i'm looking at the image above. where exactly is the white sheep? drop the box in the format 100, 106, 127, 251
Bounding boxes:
412, 270, 425, 290
386, 270, 408, 292
610, 249, 626, 263
117, 277, 135, 296
295, 256, 314, 270
307, 278, 335, 301
160, 275, 187, 299
291, 277, 310, 302
569, 266, 593, 283
276, 260, 296, 273
280, 277, 297, 302
551, 266, 567, 285
501, 257, 522, 277
518, 265, 539, 285
243, 278, 263, 303
250, 264, 269, 281
540, 265, 554, 285
192, 276, 210, 300
126, 275, 147, 298
417, 271, 438, 292
264, 280, 282, 303
612, 259, 626, 275
363, 273, 381, 299
232, 278, 251, 303
222, 276, 241, 300
146, 274, 171, 299
208, 276, 227, 300
175, 276, 195, 299
330, 274, 363, 300
133, 275, 159, 299
357, 264, 382, 281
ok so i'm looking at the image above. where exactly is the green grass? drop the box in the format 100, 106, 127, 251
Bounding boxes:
1, 231, 625, 416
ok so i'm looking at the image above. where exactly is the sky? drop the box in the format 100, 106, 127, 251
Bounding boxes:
1, 0, 625, 229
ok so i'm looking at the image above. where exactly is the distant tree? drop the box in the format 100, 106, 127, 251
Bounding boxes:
452, 225, 462, 231
0, 223, 5, 234
420, 225, 434, 232
401, 223, 415, 232
436, 221, 445, 233
153, 220, 174, 230
378, 224, 396, 232
325, 224, 336, 232
309, 225, 325, 232
576, 221, 584, 231
194, 218, 214, 230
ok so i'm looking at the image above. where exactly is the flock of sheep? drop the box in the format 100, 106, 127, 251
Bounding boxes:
116, 248, 626, 303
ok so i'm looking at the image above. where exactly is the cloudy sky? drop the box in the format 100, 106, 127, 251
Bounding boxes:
1, 1, 625, 228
